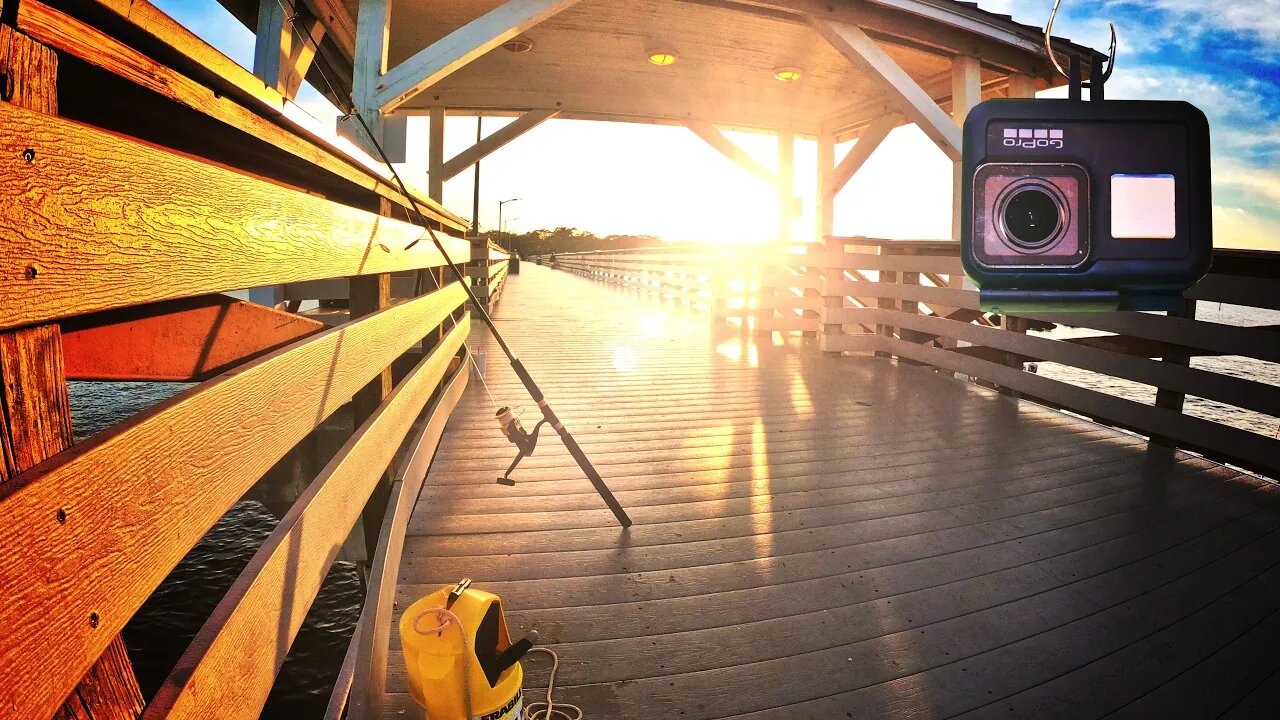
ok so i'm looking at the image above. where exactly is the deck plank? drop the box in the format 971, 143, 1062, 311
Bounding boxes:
377, 265, 1280, 719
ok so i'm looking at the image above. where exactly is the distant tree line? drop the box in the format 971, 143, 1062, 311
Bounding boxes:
481, 227, 661, 256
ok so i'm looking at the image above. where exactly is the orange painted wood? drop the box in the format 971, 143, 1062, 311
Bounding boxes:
0, 283, 466, 720
0, 100, 472, 331
145, 315, 470, 720
60, 295, 326, 381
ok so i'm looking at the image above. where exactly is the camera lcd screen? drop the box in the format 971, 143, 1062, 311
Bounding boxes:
1111, 174, 1176, 239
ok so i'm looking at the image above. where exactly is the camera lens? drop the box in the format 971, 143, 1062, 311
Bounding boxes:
1001, 186, 1063, 249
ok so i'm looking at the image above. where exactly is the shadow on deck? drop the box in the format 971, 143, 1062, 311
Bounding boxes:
383, 265, 1280, 719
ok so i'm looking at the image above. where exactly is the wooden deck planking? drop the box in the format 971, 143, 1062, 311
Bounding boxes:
380, 265, 1280, 719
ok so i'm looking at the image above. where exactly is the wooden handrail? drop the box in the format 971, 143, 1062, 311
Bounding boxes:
333, 350, 471, 720
553, 242, 1280, 478
0, 101, 471, 331
22, 0, 465, 230
0, 282, 467, 719
145, 315, 470, 720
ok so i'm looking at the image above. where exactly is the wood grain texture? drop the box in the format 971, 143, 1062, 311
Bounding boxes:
374, 264, 1280, 719
0, 283, 466, 720
31, 0, 464, 228
0, 100, 471, 330
0, 24, 57, 114
145, 315, 469, 720
0, 326, 72, 482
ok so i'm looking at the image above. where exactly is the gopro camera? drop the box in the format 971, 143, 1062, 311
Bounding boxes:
961, 99, 1213, 311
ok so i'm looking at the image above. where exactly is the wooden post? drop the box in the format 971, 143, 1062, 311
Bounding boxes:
350, 267, 392, 565
1152, 299, 1197, 447
950, 54, 981, 244
817, 132, 843, 353
0, 23, 144, 720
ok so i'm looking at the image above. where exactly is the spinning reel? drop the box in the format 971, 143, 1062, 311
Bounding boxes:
494, 406, 548, 486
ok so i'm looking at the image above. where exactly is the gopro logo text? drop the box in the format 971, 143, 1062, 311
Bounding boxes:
1003, 128, 1064, 149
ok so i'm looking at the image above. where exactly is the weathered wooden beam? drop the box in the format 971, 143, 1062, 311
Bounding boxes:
279, 9, 327, 100
0, 283, 467, 720
811, 18, 962, 161
685, 120, 777, 186
31, 0, 461, 227
0, 99, 471, 331
350, 0, 390, 153
951, 54, 981, 242
252, 0, 291, 94
350, 268, 393, 562
375, 0, 583, 113
0, 25, 57, 114
829, 114, 897, 197
145, 315, 468, 720
1, 19, 145, 720
59, 295, 326, 381
440, 108, 557, 181
300, 0, 356, 60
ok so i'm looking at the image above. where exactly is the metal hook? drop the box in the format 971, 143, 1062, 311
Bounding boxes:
1045, 0, 1117, 83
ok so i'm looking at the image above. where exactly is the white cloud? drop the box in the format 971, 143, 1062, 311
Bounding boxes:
1213, 205, 1280, 251
1108, 0, 1280, 54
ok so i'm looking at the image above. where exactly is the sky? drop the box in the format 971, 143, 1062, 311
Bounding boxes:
156, 0, 1278, 249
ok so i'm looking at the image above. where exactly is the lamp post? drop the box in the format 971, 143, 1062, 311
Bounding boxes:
498, 197, 520, 251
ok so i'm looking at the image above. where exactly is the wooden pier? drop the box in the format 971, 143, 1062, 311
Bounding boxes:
357, 264, 1280, 719
2, 1, 1279, 719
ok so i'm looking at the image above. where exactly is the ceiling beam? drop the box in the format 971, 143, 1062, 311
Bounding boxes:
685, 120, 777, 186
282, 15, 326, 99
439, 108, 558, 182
830, 113, 898, 196
812, 18, 962, 161
300, 0, 356, 60
375, 0, 584, 114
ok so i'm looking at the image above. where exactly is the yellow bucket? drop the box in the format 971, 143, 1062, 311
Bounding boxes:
400, 582, 524, 720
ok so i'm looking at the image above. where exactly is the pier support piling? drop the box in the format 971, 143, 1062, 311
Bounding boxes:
0, 21, 144, 720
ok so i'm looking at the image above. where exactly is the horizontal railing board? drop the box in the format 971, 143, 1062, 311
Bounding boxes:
0, 101, 471, 330
874, 335, 1280, 478
837, 253, 967, 275
826, 308, 1280, 419
30, 0, 465, 230
145, 315, 469, 720
1188, 274, 1280, 311
1020, 312, 1280, 365
0, 283, 466, 720
340, 353, 470, 720
829, 279, 1280, 363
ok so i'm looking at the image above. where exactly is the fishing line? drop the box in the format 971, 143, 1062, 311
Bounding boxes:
280, 6, 631, 529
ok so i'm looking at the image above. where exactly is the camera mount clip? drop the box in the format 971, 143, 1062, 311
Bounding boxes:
1044, 0, 1115, 102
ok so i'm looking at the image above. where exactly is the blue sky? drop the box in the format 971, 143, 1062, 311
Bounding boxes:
155, 0, 1278, 249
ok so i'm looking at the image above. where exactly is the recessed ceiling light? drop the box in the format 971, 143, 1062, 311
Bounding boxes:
773, 67, 802, 82
648, 50, 677, 66
502, 36, 534, 53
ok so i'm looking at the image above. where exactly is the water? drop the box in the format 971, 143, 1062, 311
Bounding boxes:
1028, 303, 1280, 440
67, 383, 364, 719
65, 306, 1278, 716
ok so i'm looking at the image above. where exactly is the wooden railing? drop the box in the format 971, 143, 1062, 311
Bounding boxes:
550, 243, 823, 332
0, 2, 509, 718
551, 240, 1280, 479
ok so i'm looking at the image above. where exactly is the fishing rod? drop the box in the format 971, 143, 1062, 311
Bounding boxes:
323, 85, 631, 529
344, 111, 631, 527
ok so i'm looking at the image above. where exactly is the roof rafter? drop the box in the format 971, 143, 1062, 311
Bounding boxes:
812, 18, 962, 161
440, 108, 558, 182
684, 120, 778, 187
374, 0, 583, 114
